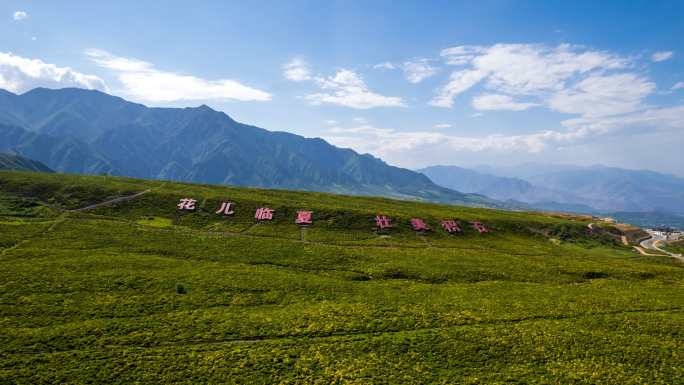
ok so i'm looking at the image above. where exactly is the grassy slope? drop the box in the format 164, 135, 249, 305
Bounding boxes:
0, 171, 682, 384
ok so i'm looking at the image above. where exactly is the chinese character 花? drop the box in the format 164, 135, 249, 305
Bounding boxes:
177, 198, 197, 211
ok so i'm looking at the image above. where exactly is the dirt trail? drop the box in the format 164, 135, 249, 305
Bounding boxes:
633, 246, 663, 257
70, 190, 151, 212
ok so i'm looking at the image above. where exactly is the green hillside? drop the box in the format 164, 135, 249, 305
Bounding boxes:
0, 171, 682, 384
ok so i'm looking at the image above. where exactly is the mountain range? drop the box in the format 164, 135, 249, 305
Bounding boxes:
0, 87, 496, 207
418, 165, 684, 216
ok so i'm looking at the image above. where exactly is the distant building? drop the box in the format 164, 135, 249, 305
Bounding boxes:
667, 232, 682, 241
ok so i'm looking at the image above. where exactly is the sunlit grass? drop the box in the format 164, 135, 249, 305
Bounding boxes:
0, 170, 681, 384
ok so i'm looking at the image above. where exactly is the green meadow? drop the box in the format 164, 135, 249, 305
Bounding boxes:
0, 171, 682, 384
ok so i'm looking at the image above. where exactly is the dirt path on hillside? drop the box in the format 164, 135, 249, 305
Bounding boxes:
633, 246, 662, 257
69, 190, 151, 212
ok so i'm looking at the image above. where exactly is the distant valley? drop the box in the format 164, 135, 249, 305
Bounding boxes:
419, 164, 684, 229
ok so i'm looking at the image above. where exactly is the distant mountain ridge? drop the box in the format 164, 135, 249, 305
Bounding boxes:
0, 153, 53, 173
0, 87, 499, 207
419, 164, 684, 215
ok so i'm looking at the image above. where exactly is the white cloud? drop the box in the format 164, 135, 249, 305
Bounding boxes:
325, 119, 338, 125
353, 117, 368, 124
305, 69, 405, 109
13, 11, 27, 21
401, 58, 438, 83
324, 103, 684, 162
85, 49, 271, 103
373, 62, 396, 70
433, 123, 451, 129
549, 73, 654, 117
432, 43, 640, 116
651, 51, 674, 62
0, 52, 107, 93
283, 58, 311, 81
429, 68, 488, 108
472, 94, 539, 111
474, 44, 626, 95
672, 81, 684, 90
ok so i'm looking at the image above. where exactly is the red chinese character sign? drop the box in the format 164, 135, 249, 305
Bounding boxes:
295, 211, 313, 225
410, 218, 429, 232
375, 215, 392, 230
255, 207, 274, 221
441, 220, 462, 234
215, 201, 235, 216
472, 221, 489, 233
177, 198, 197, 211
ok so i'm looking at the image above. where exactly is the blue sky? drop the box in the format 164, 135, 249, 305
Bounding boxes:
1, 0, 683, 175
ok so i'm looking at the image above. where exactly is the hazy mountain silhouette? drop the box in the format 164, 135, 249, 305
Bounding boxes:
420, 164, 684, 214
0, 153, 53, 173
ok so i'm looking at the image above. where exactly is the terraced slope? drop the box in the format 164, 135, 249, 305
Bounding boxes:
0, 171, 682, 384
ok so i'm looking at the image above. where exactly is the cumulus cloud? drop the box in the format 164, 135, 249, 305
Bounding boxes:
651, 51, 673, 62
401, 58, 438, 83
472, 94, 539, 111
0, 52, 107, 93
305, 69, 405, 109
13, 11, 27, 21
672, 81, 684, 90
431, 43, 648, 118
283, 58, 311, 81
85, 49, 271, 103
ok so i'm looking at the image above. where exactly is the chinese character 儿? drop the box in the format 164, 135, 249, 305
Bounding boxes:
215, 201, 235, 216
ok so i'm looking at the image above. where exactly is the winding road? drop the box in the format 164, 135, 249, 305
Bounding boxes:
638, 230, 683, 262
